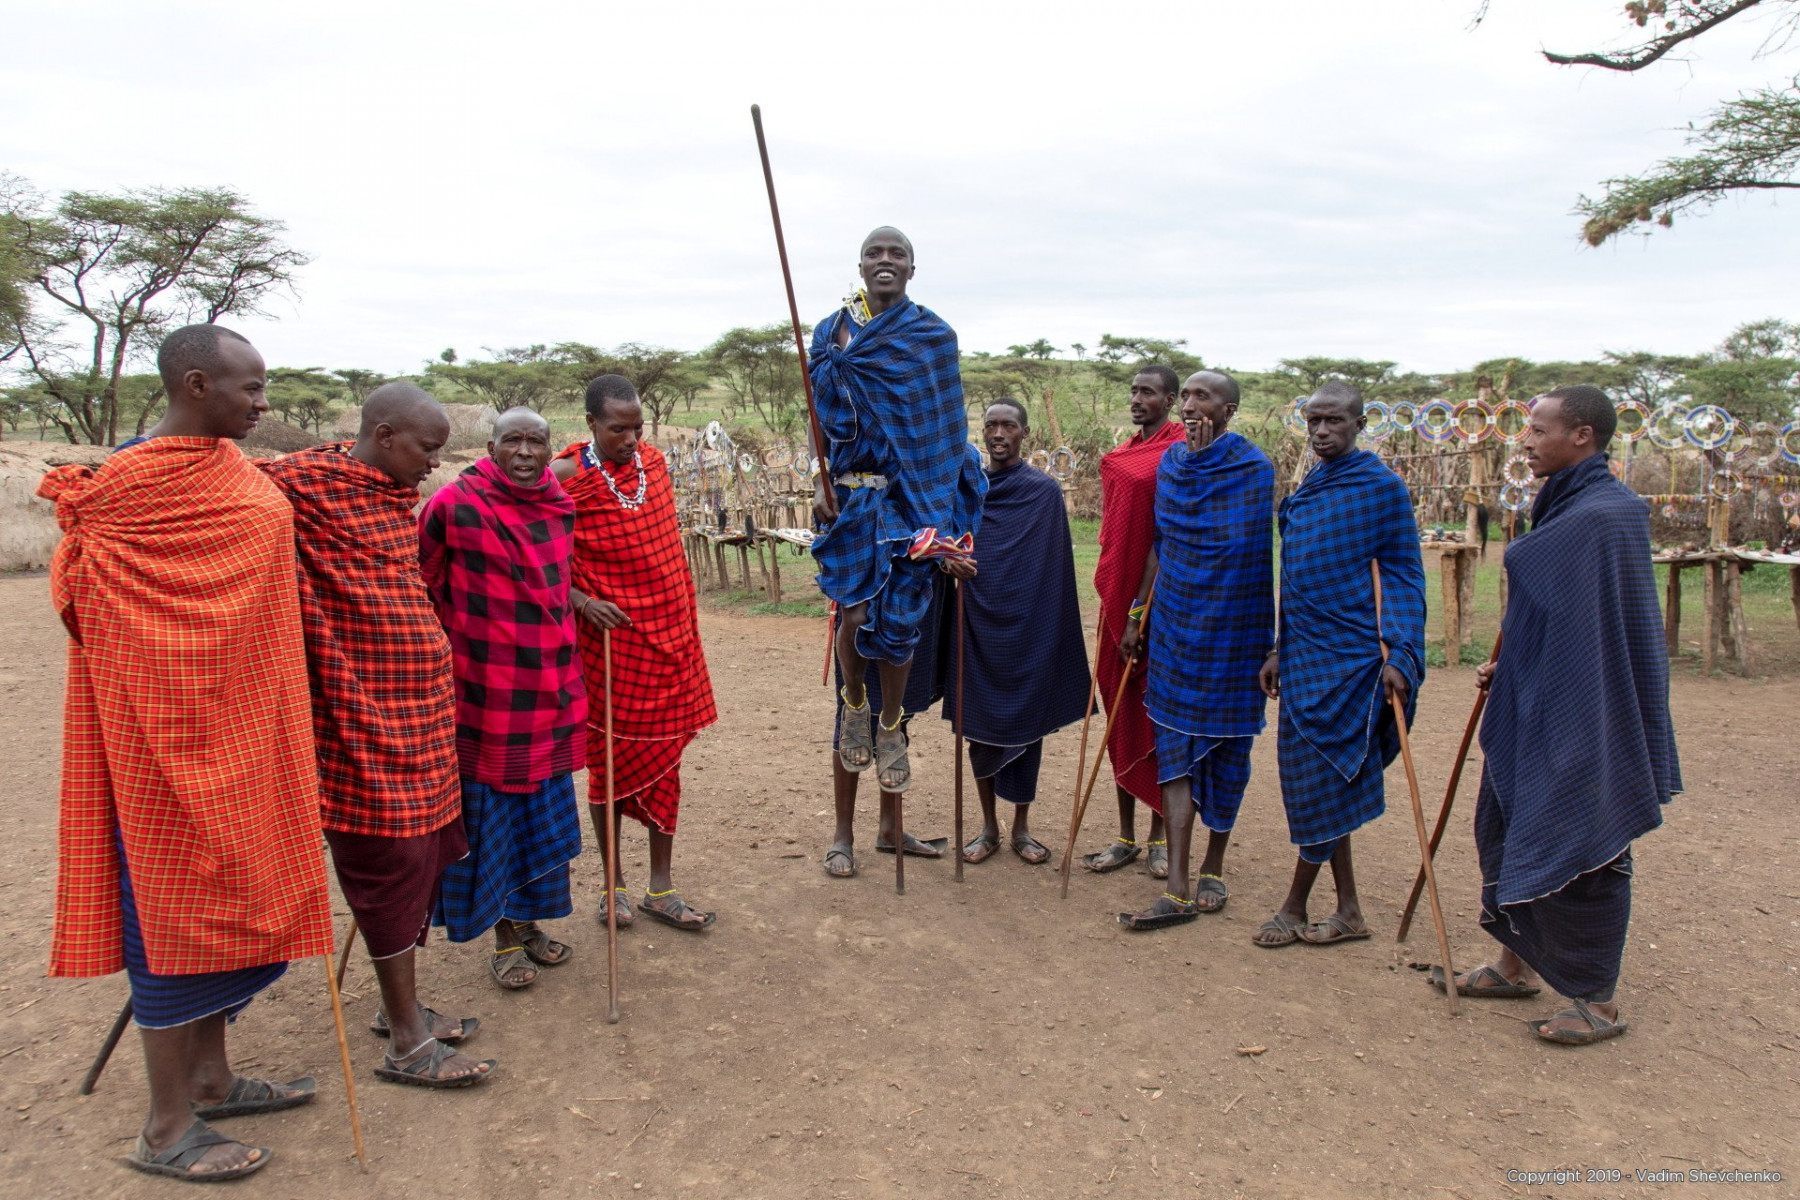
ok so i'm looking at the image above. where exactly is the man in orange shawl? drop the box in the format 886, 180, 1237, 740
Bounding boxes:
39, 325, 333, 1182
551, 375, 719, 931
1080, 365, 1183, 877
262, 383, 493, 1089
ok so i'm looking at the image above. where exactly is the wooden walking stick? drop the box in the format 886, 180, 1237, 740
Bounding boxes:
1397, 630, 1503, 944
1371, 561, 1458, 1016
953, 578, 967, 883
334, 920, 359, 989
602, 628, 621, 1024
77, 999, 133, 1095
322, 952, 370, 1172
1059, 580, 1156, 898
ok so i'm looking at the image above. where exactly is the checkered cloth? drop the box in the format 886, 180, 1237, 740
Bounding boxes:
263, 445, 461, 837
939, 462, 1089, 750
419, 458, 586, 792
1146, 431, 1274, 740
809, 298, 984, 664
1476, 776, 1633, 1002
1154, 732, 1254, 834
555, 442, 716, 834
435, 774, 580, 942
39, 437, 333, 977
1275, 448, 1425, 859
1095, 420, 1182, 810
1478, 452, 1679, 909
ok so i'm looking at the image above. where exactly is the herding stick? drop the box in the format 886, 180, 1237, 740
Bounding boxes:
1060, 611, 1107, 883
321, 953, 370, 1171
1059, 580, 1156, 899
77, 999, 133, 1095
1396, 631, 1502, 944
603, 629, 621, 1024
1371, 561, 1458, 1016
953, 578, 967, 883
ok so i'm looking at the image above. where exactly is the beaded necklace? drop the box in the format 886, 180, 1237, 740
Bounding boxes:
593, 442, 648, 510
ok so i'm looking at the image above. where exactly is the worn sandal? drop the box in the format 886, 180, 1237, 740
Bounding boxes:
370, 1005, 479, 1043
1428, 963, 1541, 999
641, 891, 716, 931
596, 886, 635, 928
1011, 834, 1051, 865
191, 1075, 315, 1120
374, 1038, 496, 1088
1300, 913, 1371, 945
960, 832, 1001, 864
837, 693, 874, 773
515, 922, 572, 967
1082, 838, 1142, 874
1146, 839, 1169, 879
823, 844, 857, 878
1192, 874, 1229, 913
128, 1118, 269, 1181
1534, 998, 1628, 1046
490, 946, 538, 989
1119, 893, 1200, 931
1253, 913, 1306, 948
874, 719, 911, 792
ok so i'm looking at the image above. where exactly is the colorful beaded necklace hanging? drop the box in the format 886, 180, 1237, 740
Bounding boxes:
595, 443, 648, 510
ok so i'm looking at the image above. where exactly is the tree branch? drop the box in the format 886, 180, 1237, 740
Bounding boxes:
1545, 0, 1768, 72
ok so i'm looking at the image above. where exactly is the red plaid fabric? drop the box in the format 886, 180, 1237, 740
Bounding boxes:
39, 438, 334, 977
555, 442, 716, 833
1094, 421, 1181, 812
262, 445, 460, 837
418, 457, 586, 791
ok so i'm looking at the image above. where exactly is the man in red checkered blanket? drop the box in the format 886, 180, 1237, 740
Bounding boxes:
552, 375, 719, 932
262, 384, 492, 1088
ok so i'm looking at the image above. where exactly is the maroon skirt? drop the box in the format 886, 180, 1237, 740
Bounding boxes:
324, 819, 469, 959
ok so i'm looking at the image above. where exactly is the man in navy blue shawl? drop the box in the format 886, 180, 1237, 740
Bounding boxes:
1257, 382, 1426, 948
943, 401, 1090, 866
1121, 372, 1274, 931
1443, 385, 1679, 1046
810, 227, 983, 803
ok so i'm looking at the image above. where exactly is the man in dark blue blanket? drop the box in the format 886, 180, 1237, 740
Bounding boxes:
811, 226, 982, 806
1257, 382, 1426, 948
1120, 372, 1274, 930
944, 400, 1090, 866
1439, 385, 1679, 1046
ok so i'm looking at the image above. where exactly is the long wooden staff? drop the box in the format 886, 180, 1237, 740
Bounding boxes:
953, 578, 967, 883
1059, 610, 1107, 882
321, 953, 370, 1171
1396, 630, 1503, 944
77, 999, 133, 1095
1371, 562, 1457, 1016
602, 629, 621, 1024
1059, 579, 1156, 899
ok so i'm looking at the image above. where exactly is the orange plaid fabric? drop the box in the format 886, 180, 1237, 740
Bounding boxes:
40, 438, 334, 977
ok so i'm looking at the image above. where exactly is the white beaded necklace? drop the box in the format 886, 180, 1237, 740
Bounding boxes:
597, 444, 649, 510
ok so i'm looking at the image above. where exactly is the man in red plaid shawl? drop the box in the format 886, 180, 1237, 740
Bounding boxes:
262, 384, 493, 1088
420, 408, 587, 989
551, 375, 719, 931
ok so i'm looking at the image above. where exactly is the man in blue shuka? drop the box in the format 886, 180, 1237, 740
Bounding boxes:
810, 227, 982, 874
1257, 382, 1426, 948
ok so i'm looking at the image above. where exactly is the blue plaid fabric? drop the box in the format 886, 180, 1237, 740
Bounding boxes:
1146, 431, 1274, 740
1476, 775, 1633, 1002
434, 773, 580, 942
968, 739, 1044, 805
810, 299, 984, 663
1478, 453, 1679, 910
118, 838, 285, 1029
1153, 730, 1254, 833
1275, 448, 1425, 856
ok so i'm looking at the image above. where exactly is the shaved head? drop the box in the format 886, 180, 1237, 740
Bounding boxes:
862, 225, 914, 258
492, 406, 550, 439
156, 323, 252, 392
359, 382, 446, 439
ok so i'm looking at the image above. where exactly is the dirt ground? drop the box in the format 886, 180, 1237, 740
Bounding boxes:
0, 573, 1795, 1199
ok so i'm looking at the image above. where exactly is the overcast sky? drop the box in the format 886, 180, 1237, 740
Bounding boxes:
4, 1, 1795, 377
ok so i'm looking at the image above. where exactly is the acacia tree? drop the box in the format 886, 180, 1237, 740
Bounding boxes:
705, 324, 808, 440
552, 341, 699, 433
1510, 1, 1800, 244
423, 345, 565, 412
2, 180, 307, 444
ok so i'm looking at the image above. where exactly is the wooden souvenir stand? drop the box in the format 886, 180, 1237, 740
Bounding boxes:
1652, 497, 1800, 676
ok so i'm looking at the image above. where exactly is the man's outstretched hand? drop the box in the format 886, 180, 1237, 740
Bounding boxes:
813, 481, 839, 526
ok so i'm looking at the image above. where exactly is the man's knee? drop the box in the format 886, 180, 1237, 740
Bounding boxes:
841, 602, 870, 631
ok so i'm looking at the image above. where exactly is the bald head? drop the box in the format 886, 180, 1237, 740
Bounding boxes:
492, 406, 550, 440
352, 382, 450, 488
858, 226, 915, 310
862, 225, 914, 258
490, 406, 554, 488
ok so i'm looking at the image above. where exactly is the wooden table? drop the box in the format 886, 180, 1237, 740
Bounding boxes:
1653, 547, 1800, 676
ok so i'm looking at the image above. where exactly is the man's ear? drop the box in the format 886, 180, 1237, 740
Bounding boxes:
181, 368, 208, 400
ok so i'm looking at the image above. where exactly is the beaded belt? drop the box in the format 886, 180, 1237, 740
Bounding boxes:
833, 473, 888, 489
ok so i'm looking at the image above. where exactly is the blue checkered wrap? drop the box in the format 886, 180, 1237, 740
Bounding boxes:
1153, 729, 1254, 833
434, 773, 580, 942
810, 299, 983, 664
1275, 448, 1425, 855
1478, 453, 1679, 909
968, 739, 1043, 805
1476, 774, 1633, 1002
1145, 431, 1274, 740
